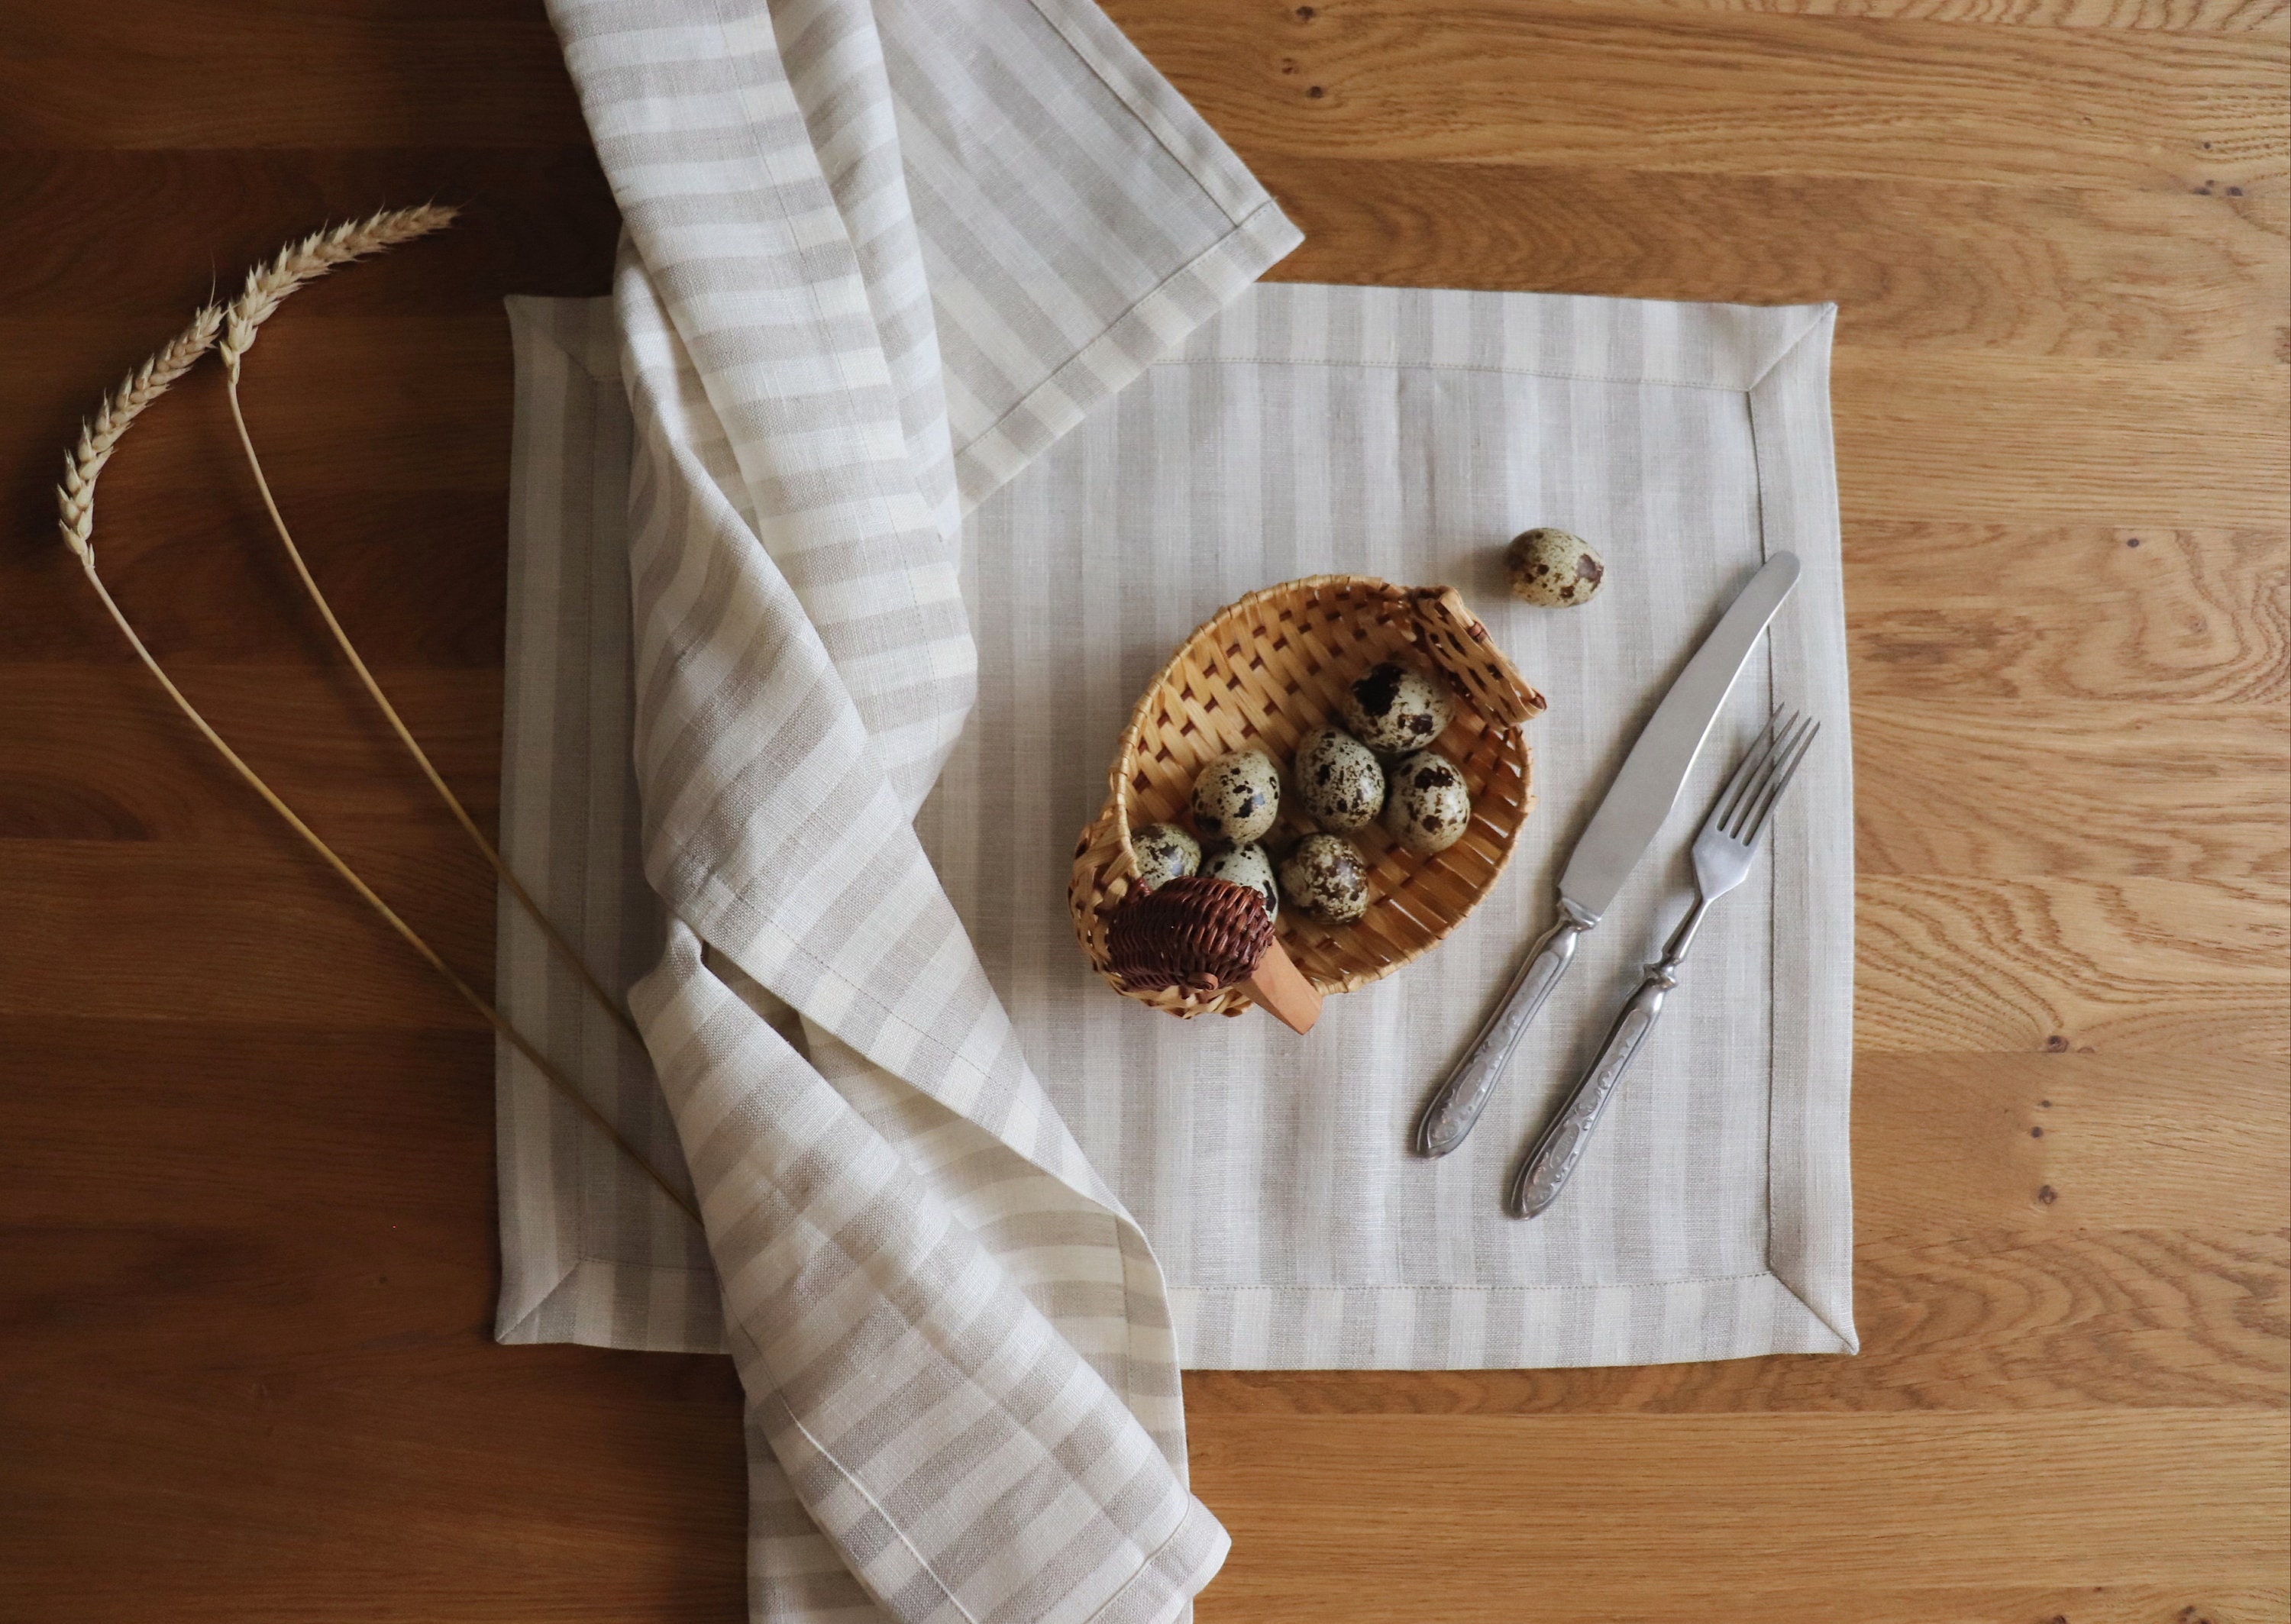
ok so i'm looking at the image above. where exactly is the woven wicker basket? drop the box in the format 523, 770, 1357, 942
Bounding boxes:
1070, 576, 1547, 1019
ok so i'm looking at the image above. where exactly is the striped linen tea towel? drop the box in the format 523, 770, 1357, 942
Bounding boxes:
508, 0, 1301, 1619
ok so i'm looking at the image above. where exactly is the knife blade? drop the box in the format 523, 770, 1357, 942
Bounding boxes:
1558, 551, 1801, 919
1415, 551, 1800, 1157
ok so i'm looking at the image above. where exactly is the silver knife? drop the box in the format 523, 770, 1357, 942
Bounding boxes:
1415, 551, 1801, 1157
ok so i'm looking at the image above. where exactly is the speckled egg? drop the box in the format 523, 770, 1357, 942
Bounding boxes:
1292, 725, 1385, 832
1200, 842, 1279, 922
1339, 662, 1455, 754
1278, 833, 1372, 924
1507, 528, 1606, 608
1190, 749, 1281, 845
1382, 750, 1473, 855
1129, 822, 1200, 893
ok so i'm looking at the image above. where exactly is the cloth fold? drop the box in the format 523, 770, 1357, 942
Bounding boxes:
634, 924, 1223, 1624
526, 0, 1300, 1617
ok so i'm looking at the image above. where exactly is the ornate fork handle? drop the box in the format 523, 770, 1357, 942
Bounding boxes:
1510, 711, 1818, 1218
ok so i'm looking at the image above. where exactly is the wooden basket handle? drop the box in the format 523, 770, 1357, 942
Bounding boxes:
1411, 586, 1547, 731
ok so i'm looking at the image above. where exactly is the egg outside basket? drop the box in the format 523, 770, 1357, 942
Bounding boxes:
1070, 576, 1548, 1019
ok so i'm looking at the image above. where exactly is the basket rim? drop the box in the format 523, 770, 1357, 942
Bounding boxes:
1108, 574, 1433, 858
1087, 573, 1543, 1013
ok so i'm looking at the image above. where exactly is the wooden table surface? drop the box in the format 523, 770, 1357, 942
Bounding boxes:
2, 2, 2285, 1619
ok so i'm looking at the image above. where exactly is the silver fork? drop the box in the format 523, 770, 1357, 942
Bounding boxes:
1509, 709, 1820, 1219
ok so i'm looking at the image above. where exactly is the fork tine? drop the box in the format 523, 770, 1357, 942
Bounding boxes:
1739, 718, 1819, 851
1717, 709, 1805, 839
1709, 707, 1790, 835
1729, 712, 1814, 840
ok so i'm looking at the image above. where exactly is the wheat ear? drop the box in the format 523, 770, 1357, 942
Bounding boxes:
58, 301, 699, 1228
218, 206, 641, 1045
217, 204, 461, 367
58, 304, 224, 562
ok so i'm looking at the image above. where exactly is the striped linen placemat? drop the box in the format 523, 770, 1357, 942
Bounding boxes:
499, 283, 1857, 1373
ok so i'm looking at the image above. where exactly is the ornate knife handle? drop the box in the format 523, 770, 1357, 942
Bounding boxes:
1508, 961, 1673, 1217
1416, 901, 1596, 1157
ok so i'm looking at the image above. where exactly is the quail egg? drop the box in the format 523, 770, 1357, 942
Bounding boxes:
1292, 724, 1385, 832
1129, 822, 1200, 893
1382, 750, 1472, 855
1339, 661, 1455, 754
1506, 527, 1606, 607
1278, 833, 1372, 924
1201, 842, 1279, 922
1190, 749, 1281, 845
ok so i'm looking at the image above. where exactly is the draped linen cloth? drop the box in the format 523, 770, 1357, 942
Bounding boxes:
511, 0, 1304, 1618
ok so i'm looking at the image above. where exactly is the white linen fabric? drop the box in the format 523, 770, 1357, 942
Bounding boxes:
499, 0, 1854, 1618
935, 285, 1856, 1368
501, 285, 1857, 1373
512, 0, 1300, 1619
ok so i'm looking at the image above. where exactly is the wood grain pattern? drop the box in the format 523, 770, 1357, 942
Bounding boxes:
1832, 351, 2289, 526
0, 151, 621, 314
1604, 0, 2285, 26
1107, 0, 2291, 189
0, 0, 2283, 1620
0, 667, 506, 838
1182, 1225, 2288, 1415
1853, 699, 2286, 880
1193, 1412, 2287, 1616
0, 2, 590, 149
1257, 157, 2291, 360
1, 841, 495, 1026
1852, 1050, 2291, 1234
1847, 524, 2288, 703
1857, 873, 2286, 1052
0, 495, 512, 667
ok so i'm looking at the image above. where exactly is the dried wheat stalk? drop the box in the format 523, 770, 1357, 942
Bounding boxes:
55, 246, 697, 1228
57, 303, 223, 562
218, 204, 461, 367
215, 206, 641, 1044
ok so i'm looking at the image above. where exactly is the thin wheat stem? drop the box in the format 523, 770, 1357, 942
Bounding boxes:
222, 375, 643, 1044
57, 250, 700, 1230
75, 560, 699, 1226
215, 202, 641, 1042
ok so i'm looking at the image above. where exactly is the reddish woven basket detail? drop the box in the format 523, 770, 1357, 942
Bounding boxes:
1071, 576, 1547, 1020
1105, 876, 1274, 993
